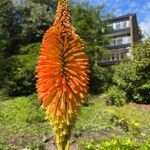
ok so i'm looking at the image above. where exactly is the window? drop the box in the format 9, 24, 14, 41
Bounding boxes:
111, 53, 115, 60
122, 36, 130, 44
121, 53, 125, 59
109, 36, 130, 46
110, 39, 115, 46
115, 23, 121, 30
116, 53, 120, 60
122, 22, 127, 28
113, 21, 129, 30
103, 52, 124, 62
116, 38, 123, 45
109, 52, 123, 61
122, 21, 129, 28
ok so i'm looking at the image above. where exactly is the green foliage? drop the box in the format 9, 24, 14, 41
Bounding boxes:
99, 137, 137, 150
0, 56, 17, 89
0, 0, 21, 55
72, 2, 112, 94
79, 139, 97, 150
133, 41, 150, 63
0, 94, 45, 123
113, 61, 138, 99
79, 136, 150, 150
72, 2, 110, 64
0, 94, 52, 147
139, 138, 150, 150
3, 43, 40, 96
113, 40, 150, 104
108, 109, 140, 133
0, 0, 55, 56
18, 0, 54, 43
74, 95, 110, 132
31, 0, 58, 11
0, 144, 9, 150
90, 66, 113, 94
26, 141, 46, 150
136, 81, 150, 102
105, 86, 126, 106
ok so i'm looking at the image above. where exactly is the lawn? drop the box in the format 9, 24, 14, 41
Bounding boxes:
0, 94, 150, 149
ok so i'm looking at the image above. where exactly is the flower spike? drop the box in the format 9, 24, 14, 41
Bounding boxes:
36, 0, 89, 149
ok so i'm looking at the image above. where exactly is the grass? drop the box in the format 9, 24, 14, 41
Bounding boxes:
0, 94, 150, 149
0, 94, 52, 149
74, 96, 111, 132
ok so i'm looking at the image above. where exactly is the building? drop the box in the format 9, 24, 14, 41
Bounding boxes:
99, 13, 141, 66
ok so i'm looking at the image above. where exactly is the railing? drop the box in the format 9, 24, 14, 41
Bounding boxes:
98, 59, 121, 66
107, 43, 131, 49
106, 28, 130, 37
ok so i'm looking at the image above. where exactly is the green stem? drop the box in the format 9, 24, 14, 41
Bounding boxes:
57, 140, 69, 150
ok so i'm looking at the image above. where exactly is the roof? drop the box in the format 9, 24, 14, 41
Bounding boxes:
106, 13, 137, 23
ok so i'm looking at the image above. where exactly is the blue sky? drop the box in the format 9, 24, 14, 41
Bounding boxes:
77, 0, 150, 37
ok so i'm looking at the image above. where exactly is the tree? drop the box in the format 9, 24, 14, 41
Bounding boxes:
0, 0, 56, 93
31, 0, 57, 11
72, 2, 112, 94
72, 2, 110, 64
3, 43, 40, 96
17, 0, 54, 43
0, 0, 20, 56
0, 0, 21, 88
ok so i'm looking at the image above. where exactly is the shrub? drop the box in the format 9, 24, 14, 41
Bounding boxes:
139, 137, 150, 150
113, 40, 150, 104
113, 61, 139, 101
108, 110, 141, 133
3, 43, 40, 96
79, 136, 150, 150
90, 65, 113, 94
79, 139, 97, 150
0, 144, 9, 150
0, 95, 45, 124
99, 137, 137, 150
105, 86, 126, 106
0, 56, 19, 89
133, 81, 150, 103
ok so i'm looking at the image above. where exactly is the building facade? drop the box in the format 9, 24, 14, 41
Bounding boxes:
99, 13, 141, 66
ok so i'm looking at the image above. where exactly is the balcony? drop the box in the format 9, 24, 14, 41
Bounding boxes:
106, 28, 130, 37
108, 43, 131, 50
98, 60, 121, 66
98, 48, 130, 66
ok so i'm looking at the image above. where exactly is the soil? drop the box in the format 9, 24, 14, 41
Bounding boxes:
129, 102, 150, 110
4, 129, 122, 150
40, 130, 122, 150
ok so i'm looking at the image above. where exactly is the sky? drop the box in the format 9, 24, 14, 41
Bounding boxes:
77, 0, 150, 37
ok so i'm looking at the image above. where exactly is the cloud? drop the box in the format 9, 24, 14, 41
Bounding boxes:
147, 2, 150, 9
130, 2, 138, 8
140, 16, 150, 38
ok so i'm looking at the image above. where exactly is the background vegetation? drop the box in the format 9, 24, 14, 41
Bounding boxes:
0, 0, 113, 96
0, 0, 149, 149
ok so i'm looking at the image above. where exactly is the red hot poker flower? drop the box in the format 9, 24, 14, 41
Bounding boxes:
36, 0, 89, 149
